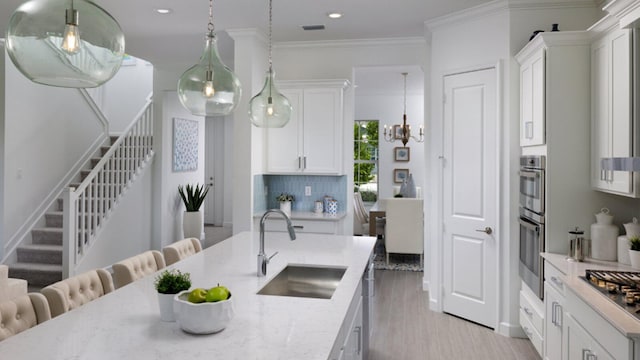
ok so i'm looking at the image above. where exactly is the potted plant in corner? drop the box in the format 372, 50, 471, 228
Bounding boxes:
154, 269, 191, 322
276, 193, 294, 215
178, 183, 209, 239
630, 236, 640, 269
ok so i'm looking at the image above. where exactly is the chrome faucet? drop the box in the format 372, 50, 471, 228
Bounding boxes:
258, 209, 297, 277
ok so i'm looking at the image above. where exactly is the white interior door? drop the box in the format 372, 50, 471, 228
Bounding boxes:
442, 67, 497, 329
204, 117, 225, 226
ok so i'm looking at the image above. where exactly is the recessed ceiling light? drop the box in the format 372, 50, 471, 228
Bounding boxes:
155, 8, 172, 14
327, 12, 343, 19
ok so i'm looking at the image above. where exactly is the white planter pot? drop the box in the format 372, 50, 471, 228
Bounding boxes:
157, 293, 176, 322
183, 211, 203, 239
629, 250, 640, 269
279, 201, 291, 215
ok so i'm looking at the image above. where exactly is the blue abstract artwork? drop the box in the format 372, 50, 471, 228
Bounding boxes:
173, 118, 198, 172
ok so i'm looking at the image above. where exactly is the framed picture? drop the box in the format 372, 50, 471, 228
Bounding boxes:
394, 147, 410, 162
393, 169, 409, 183
173, 118, 199, 172
393, 125, 404, 139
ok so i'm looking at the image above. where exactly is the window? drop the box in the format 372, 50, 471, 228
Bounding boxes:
354, 120, 379, 204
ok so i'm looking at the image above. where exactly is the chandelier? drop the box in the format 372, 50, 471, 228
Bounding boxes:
383, 72, 424, 147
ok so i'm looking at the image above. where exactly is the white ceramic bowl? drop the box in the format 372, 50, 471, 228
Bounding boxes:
174, 290, 234, 334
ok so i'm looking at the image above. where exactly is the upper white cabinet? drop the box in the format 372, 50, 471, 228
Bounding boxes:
591, 26, 639, 197
518, 46, 546, 146
266, 80, 349, 175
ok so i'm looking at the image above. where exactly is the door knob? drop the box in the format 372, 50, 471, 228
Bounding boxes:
475, 227, 492, 235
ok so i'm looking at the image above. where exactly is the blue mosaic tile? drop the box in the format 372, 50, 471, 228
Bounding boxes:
254, 175, 347, 213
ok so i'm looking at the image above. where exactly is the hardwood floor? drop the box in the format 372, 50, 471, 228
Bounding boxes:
369, 270, 541, 360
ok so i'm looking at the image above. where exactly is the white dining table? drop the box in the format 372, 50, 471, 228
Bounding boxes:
0, 231, 375, 360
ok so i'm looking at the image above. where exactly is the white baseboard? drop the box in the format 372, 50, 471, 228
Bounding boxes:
498, 321, 526, 338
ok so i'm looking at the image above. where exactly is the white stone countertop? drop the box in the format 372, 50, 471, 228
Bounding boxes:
542, 252, 640, 337
253, 210, 347, 221
0, 231, 376, 359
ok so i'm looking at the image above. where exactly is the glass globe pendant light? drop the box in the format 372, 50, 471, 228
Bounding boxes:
5, 0, 125, 88
177, 0, 242, 117
248, 0, 291, 128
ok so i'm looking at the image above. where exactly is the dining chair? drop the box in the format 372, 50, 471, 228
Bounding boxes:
163, 238, 203, 266
353, 192, 385, 237
384, 198, 424, 265
0, 293, 51, 341
41, 269, 114, 318
112, 250, 166, 289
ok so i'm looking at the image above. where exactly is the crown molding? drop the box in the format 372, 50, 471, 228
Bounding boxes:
274, 37, 425, 50
602, 0, 640, 28
226, 28, 267, 45
508, 0, 597, 10
424, 0, 509, 30
515, 31, 591, 63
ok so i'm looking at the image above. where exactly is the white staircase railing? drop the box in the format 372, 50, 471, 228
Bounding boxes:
62, 97, 154, 277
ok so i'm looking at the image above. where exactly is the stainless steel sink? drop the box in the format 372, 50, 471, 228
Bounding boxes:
257, 264, 347, 299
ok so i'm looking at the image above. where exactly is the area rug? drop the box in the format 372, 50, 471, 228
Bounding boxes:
373, 252, 423, 272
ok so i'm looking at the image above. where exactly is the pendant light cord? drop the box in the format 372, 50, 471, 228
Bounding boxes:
208, 0, 215, 33
268, 0, 273, 72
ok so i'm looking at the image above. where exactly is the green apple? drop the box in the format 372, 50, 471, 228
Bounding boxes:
187, 288, 207, 303
206, 285, 229, 302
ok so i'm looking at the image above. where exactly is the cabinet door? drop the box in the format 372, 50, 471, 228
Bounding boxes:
266, 88, 304, 173
544, 282, 564, 360
591, 28, 635, 196
520, 48, 546, 146
342, 296, 363, 360
565, 314, 615, 360
302, 87, 343, 174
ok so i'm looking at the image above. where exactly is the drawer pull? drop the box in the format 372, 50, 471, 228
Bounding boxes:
523, 307, 533, 317
293, 225, 304, 229
523, 326, 533, 338
550, 276, 564, 289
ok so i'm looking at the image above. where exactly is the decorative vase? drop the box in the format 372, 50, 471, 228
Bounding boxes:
629, 250, 640, 269
280, 201, 291, 215
590, 208, 618, 261
183, 211, 203, 239
158, 293, 176, 322
406, 173, 417, 198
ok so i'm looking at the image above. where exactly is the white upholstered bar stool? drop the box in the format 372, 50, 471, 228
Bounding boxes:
0, 265, 27, 302
112, 250, 166, 289
41, 269, 114, 318
0, 293, 51, 341
163, 238, 203, 266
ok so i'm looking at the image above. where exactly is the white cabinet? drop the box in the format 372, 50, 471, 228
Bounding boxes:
266, 80, 348, 175
255, 216, 342, 235
519, 46, 546, 146
544, 282, 564, 360
330, 282, 364, 360
565, 314, 615, 360
591, 27, 639, 197
520, 286, 544, 357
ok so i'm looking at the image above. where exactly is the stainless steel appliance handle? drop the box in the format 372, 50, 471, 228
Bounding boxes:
519, 170, 540, 179
519, 217, 540, 232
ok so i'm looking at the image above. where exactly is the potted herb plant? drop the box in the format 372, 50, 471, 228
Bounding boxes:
276, 193, 294, 215
178, 184, 209, 239
629, 236, 640, 269
154, 269, 192, 322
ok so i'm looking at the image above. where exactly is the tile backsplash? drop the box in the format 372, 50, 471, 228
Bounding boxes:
254, 175, 347, 213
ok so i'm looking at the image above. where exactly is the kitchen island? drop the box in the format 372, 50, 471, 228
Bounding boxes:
0, 231, 376, 359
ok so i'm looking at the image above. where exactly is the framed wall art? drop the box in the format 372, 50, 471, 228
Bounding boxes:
394, 147, 410, 162
173, 118, 199, 172
393, 169, 409, 183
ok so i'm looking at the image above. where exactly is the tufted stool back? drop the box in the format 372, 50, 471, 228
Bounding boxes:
41, 269, 114, 318
0, 293, 51, 341
112, 250, 166, 289
163, 238, 203, 266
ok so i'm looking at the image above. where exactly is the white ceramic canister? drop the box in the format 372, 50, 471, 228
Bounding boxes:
591, 208, 619, 261
624, 217, 640, 238
618, 235, 631, 265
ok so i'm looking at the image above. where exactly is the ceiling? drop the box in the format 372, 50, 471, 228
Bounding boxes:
0, 0, 491, 67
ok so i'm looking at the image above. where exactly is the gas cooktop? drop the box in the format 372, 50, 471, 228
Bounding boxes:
582, 269, 640, 320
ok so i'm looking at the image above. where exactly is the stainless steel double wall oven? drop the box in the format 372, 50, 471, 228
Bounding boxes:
519, 155, 545, 299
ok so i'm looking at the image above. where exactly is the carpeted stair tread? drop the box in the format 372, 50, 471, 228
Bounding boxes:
19, 244, 63, 251
31, 227, 63, 245
17, 244, 63, 264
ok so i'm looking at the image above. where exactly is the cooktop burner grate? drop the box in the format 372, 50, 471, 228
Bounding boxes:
585, 269, 640, 288
582, 269, 640, 320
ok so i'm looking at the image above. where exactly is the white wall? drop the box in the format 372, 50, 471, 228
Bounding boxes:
98, 58, 154, 133
273, 38, 426, 235
150, 82, 206, 250
2, 49, 104, 252
427, 0, 600, 337
355, 93, 425, 200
